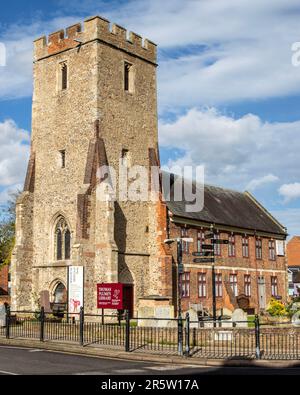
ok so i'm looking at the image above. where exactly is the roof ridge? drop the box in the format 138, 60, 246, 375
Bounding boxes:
165, 171, 244, 195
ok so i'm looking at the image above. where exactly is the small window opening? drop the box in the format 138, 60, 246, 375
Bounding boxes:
121, 149, 131, 167
124, 62, 134, 92
62, 64, 68, 90
59, 150, 66, 168
124, 63, 130, 91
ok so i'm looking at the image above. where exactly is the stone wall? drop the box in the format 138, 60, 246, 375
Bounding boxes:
11, 15, 172, 316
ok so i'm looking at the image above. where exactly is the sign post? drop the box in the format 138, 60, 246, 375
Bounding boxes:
192, 228, 229, 326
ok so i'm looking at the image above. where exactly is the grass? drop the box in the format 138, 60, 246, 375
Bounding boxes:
247, 315, 256, 328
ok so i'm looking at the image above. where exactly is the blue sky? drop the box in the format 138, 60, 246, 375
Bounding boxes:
1, 0, 300, 236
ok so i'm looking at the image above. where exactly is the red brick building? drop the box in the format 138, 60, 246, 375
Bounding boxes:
0, 265, 9, 295
287, 237, 300, 266
166, 181, 288, 316
287, 236, 300, 296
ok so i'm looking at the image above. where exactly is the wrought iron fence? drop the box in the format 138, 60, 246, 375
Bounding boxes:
128, 318, 179, 353
84, 314, 126, 348
1, 307, 300, 360
0, 323, 6, 338
259, 322, 300, 360
189, 323, 256, 359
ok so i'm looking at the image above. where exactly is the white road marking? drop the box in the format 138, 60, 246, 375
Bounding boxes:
145, 365, 201, 371
0, 345, 31, 351
74, 372, 110, 375
28, 349, 44, 353
0, 370, 19, 376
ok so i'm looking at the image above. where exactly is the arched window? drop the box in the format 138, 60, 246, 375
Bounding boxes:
56, 228, 62, 261
54, 217, 71, 261
65, 229, 71, 260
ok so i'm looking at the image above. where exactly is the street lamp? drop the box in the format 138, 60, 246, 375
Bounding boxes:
164, 237, 193, 355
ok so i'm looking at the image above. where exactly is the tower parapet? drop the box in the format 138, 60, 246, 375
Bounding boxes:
34, 15, 157, 64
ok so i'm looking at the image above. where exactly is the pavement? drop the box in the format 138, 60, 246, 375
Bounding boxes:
0, 338, 300, 375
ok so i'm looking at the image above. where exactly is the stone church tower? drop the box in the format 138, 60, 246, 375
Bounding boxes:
11, 16, 173, 315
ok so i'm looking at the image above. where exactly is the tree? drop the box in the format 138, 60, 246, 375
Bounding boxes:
0, 192, 19, 267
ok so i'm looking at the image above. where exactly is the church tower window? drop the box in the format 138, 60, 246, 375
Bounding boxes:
61, 63, 68, 90
54, 217, 71, 261
124, 62, 134, 93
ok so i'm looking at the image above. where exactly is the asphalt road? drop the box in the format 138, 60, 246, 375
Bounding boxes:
0, 345, 300, 375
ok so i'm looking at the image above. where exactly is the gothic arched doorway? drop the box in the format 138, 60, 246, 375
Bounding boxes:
52, 282, 67, 316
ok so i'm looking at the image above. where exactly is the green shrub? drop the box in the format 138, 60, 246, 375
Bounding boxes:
266, 298, 288, 317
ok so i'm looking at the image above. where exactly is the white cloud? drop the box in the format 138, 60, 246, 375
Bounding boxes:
159, 108, 300, 191
1, 1, 300, 235
0, 17, 78, 100
0, 184, 23, 206
279, 183, 300, 203
246, 174, 279, 192
271, 208, 300, 237
0, 119, 30, 190
1, 0, 300, 107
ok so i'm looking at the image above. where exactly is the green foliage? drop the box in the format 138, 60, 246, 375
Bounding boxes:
247, 315, 255, 328
285, 297, 300, 317
266, 298, 288, 317
0, 192, 19, 268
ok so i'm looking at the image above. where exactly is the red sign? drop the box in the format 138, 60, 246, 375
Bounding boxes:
97, 283, 124, 310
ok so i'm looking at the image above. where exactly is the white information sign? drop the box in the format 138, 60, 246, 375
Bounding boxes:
68, 266, 84, 316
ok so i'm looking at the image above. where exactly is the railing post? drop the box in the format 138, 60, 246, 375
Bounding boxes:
178, 315, 183, 356
255, 314, 261, 359
192, 327, 196, 349
125, 310, 130, 352
40, 307, 45, 342
5, 305, 10, 339
80, 307, 84, 346
185, 312, 190, 357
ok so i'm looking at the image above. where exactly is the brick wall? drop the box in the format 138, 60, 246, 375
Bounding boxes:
169, 223, 287, 315
287, 236, 300, 267
0, 265, 9, 295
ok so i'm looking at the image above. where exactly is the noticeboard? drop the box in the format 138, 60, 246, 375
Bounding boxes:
97, 283, 124, 310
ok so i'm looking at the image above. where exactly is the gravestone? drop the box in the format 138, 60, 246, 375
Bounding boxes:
138, 297, 175, 328
232, 308, 248, 328
188, 307, 200, 329
40, 290, 51, 313
237, 294, 250, 310
0, 305, 6, 327
292, 311, 300, 327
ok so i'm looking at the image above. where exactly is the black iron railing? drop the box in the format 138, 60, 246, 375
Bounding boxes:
1, 307, 300, 360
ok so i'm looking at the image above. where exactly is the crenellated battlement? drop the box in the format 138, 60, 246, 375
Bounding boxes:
34, 15, 157, 64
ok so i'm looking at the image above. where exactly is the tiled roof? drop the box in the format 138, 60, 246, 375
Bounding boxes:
165, 174, 287, 236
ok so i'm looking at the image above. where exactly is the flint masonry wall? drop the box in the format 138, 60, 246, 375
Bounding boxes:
11, 16, 172, 314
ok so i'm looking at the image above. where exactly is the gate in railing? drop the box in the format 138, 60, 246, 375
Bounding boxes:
1, 307, 300, 360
